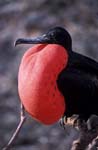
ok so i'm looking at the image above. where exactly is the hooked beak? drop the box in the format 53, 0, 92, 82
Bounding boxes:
15, 35, 52, 47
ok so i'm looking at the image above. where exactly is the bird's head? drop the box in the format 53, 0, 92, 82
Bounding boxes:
15, 26, 72, 51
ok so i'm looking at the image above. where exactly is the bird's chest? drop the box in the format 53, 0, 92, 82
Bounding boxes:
57, 68, 98, 115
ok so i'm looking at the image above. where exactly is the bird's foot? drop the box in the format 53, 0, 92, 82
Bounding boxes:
87, 114, 98, 131
60, 114, 85, 130
68, 115, 87, 130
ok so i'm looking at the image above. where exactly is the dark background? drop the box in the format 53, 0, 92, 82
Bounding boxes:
0, 0, 98, 150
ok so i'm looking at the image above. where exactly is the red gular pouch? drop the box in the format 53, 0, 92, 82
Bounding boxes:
18, 44, 68, 125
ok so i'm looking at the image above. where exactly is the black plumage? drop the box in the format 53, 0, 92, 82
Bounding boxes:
57, 51, 98, 121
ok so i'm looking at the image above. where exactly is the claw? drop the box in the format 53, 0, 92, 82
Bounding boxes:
60, 116, 67, 129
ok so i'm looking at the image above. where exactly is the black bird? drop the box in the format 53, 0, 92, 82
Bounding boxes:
15, 26, 98, 128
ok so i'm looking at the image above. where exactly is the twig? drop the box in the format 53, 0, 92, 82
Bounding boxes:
71, 122, 98, 150
71, 130, 98, 150
86, 136, 98, 150
2, 103, 26, 150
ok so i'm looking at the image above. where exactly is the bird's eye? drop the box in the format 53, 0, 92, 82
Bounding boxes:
51, 32, 55, 37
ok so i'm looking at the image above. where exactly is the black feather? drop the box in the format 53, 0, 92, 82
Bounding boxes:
57, 51, 98, 120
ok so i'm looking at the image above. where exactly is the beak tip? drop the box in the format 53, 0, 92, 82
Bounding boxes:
14, 39, 21, 47
14, 41, 17, 47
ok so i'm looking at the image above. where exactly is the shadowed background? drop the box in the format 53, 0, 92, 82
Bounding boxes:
0, 0, 98, 150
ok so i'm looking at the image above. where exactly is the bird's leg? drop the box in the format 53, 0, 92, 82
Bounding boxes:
2, 103, 26, 150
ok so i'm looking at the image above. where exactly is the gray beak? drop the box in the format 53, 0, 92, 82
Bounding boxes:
15, 35, 51, 46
